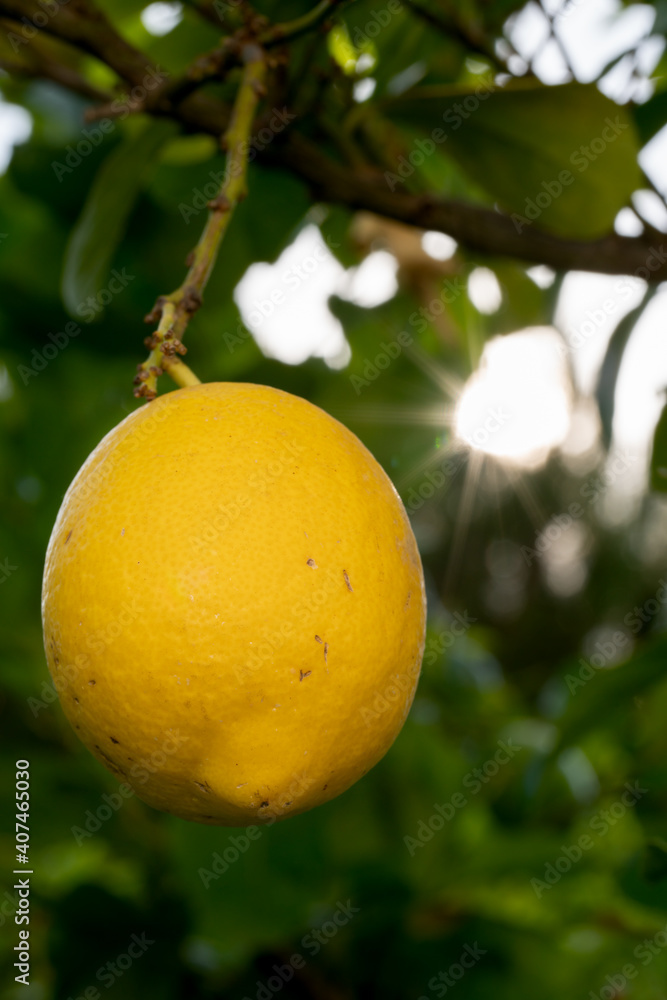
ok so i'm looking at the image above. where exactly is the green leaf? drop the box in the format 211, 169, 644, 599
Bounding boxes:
383, 81, 641, 238
555, 635, 667, 751
643, 838, 667, 883
653, 0, 667, 37
160, 134, 218, 166
633, 87, 667, 147
650, 400, 667, 493
61, 119, 177, 319
488, 261, 558, 334
595, 284, 657, 448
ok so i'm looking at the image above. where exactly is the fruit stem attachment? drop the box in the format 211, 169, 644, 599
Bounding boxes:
135, 43, 268, 400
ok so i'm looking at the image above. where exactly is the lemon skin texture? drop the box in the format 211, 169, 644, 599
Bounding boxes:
42, 382, 426, 826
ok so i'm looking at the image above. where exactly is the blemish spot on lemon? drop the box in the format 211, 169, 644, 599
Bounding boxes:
41, 382, 426, 826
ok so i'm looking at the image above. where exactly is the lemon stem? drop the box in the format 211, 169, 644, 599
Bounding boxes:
135, 43, 268, 400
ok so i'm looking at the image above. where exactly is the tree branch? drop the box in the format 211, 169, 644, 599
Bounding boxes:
0, 0, 232, 135
271, 132, 667, 281
87, 2, 352, 124
2, 0, 665, 283
0, 0, 155, 85
0, 40, 111, 101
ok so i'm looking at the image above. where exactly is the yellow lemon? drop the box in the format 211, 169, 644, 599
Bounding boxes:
42, 382, 426, 825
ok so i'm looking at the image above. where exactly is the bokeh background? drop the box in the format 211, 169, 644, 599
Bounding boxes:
2, 0, 667, 996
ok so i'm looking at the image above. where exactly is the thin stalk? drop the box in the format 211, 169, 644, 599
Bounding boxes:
134, 43, 267, 399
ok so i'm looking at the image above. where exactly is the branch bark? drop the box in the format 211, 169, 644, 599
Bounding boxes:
0, 0, 155, 84
0, 0, 232, 134
272, 133, 667, 281
2, 0, 666, 282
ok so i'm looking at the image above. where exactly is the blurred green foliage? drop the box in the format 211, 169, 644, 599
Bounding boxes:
1, 0, 667, 998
